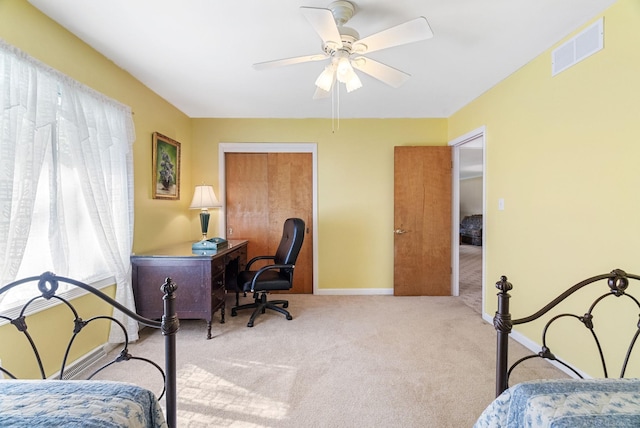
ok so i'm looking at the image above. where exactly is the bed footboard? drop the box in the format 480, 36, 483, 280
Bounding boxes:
0, 272, 179, 428
493, 268, 640, 397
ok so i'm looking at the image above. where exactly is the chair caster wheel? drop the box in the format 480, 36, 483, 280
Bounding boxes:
283, 302, 289, 308
231, 309, 237, 317
286, 315, 293, 320
247, 322, 254, 327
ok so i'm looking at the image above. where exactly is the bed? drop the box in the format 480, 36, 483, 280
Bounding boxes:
475, 268, 640, 427
0, 272, 179, 428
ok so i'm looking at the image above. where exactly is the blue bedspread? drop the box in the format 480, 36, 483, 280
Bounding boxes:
0, 380, 167, 428
474, 378, 640, 428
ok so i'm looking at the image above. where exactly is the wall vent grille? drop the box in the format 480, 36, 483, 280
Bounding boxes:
552, 17, 603, 76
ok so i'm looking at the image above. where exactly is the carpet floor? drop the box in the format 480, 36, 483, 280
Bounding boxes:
459, 244, 483, 314
92, 292, 567, 427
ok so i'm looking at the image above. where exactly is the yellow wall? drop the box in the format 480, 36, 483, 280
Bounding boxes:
0, 3, 450, 277
4, 0, 637, 377
192, 118, 448, 290
449, 0, 640, 376
0, 285, 116, 379
0, 0, 194, 254
0, 1, 192, 373
1, 2, 447, 375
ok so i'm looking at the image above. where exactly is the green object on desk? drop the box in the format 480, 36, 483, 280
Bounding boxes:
192, 237, 228, 251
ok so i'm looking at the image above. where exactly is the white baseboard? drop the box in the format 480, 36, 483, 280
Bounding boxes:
481, 311, 586, 380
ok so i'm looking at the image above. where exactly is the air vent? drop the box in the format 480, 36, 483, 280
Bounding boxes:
552, 17, 603, 76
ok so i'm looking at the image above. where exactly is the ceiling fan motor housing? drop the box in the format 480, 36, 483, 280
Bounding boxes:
323, 27, 359, 56
329, 1, 355, 26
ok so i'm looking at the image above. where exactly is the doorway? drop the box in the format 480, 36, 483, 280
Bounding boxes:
218, 143, 319, 294
450, 127, 485, 314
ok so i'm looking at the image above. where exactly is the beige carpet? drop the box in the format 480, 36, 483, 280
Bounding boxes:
92, 293, 567, 428
459, 244, 483, 314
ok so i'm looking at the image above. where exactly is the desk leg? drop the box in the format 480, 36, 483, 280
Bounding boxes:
205, 304, 226, 340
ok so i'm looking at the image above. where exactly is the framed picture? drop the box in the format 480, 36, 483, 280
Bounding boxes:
152, 132, 181, 200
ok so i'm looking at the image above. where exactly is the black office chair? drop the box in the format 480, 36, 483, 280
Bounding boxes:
231, 218, 305, 327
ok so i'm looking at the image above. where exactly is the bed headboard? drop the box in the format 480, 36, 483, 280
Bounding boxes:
0, 271, 179, 427
493, 268, 640, 397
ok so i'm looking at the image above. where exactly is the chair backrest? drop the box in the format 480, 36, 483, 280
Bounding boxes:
274, 218, 305, 266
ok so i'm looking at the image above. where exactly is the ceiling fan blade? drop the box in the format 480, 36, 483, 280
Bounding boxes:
351, 57, 411, 88
253, 54, 328, 70
313, 86, 331, 100
300, 6, 343, 50
352, 17, 433, 55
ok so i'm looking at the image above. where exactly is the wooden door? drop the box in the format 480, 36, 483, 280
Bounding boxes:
394, 146, 452, 296
226, 152, 313, 294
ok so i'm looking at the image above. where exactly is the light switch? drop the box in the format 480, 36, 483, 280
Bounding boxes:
498, 198, 505, 211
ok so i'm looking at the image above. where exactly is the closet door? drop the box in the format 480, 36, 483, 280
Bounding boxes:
226, 152, 313, 294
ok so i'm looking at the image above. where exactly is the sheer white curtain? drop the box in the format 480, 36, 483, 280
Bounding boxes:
0, 39, 137, 342
0, 40, 58, 293
57, 80, 137, 343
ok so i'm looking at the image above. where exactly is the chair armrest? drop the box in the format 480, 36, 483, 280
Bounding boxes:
250, 263, 295, 292
246, 255, 276, 269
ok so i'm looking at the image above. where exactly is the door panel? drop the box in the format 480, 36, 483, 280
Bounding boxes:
394, 146, 451, 296
267, 153, 313, 294
226, 152, 313, 294
225, 154, 270, 257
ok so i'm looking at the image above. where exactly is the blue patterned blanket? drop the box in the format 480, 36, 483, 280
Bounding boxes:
474, 378, 640, 428
0, 380, 167, 427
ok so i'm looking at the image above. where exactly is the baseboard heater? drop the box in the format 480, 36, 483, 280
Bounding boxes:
49, 344, 116, 380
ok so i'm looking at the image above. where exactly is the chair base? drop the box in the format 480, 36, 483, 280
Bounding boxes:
231, 292, 292, 327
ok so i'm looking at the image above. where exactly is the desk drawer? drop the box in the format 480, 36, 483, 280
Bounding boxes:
211, 258, 225, 276
211, 272, 225, 310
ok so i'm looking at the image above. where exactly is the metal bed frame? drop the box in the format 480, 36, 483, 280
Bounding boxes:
493, 268, 640, 397
0, 271, 179, 428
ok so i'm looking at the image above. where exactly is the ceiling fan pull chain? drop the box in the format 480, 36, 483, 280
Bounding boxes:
337, 82, 340, 131
331, 83, 335, 133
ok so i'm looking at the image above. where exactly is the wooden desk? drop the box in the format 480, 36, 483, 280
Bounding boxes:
131, 240, 248, 339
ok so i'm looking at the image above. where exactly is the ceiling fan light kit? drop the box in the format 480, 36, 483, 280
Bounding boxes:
254, 1, 434, 97
315, 64, 336, 91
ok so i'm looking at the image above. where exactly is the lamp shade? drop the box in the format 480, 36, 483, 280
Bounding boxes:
189, 185, 221, 210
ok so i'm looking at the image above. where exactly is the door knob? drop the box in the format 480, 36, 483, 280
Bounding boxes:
394, 229, 407, 235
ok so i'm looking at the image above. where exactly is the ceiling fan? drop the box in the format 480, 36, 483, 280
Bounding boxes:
253, 1, 434, 98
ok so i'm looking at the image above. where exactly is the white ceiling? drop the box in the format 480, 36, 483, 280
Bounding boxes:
28, 0, 615, 119
460, 146, 484, 180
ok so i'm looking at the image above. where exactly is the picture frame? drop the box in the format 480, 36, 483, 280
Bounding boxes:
152, 132, 181, 200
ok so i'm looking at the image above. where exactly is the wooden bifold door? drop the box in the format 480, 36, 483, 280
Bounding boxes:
225, 152, 313, 294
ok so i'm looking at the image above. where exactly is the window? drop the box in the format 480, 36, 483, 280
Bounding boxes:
1, 137, 111, 310
0, 40, 137, 342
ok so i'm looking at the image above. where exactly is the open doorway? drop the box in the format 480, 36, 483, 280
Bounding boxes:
450, 127, 485, 315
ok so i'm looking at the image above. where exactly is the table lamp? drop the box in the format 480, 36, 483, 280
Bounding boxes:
189, 185, 225, 250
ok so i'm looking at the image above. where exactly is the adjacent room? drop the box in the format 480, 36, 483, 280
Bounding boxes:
2, 0, 639, 426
